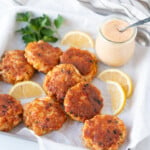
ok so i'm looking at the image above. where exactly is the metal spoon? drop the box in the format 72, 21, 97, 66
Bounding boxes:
136, 28, 150, 47
119, 17, 150, 32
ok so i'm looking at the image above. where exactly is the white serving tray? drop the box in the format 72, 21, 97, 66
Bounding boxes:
0, 6, 150, 150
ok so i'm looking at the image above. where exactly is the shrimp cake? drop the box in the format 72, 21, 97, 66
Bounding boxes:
82, 115, 127, 150
23, 97, 67, 136
0, 94, 23, 131
64, 82, 103, 122
0, 50, 34, 84
25, 40, 63, 73
43, 64, 83, 103
60, 47, 97, 81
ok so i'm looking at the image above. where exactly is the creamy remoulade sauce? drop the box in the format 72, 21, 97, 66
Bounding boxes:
95, 17, 136, 67
101, 19, 133, 42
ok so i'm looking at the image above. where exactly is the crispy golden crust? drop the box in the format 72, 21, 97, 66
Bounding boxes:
64, 82, 103, 122
60, 47, 97, 81
0, 94, 23, 131
23, 97, 67, 136
25, 40, 63, 73
0, 50, 35, 84
82, 115, 127, 150
0, 62, 2, 81
43, 64, 84, 104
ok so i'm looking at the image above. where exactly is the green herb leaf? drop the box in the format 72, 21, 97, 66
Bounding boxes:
54, 15, 64, 28
29, 17, 43, 31
16, 12, 64, 44
43, 36, 58, 43
22, 34, 37, 44
43, 14, 51, 26
40, 28, 54, 37
16, 26, 33, 35
16, 12, 31, 22
29, 15, 51, 31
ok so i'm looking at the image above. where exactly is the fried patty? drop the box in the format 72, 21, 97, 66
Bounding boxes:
60, 47, 97, 81
23, 96, 67, 136
0, 63, 2, 81
25, 40, 63, 73
82, 115, 127, 150
43, 64, 83, 103
0, 50, 35, 84
64, 82, 103, 122
0, 94, 23, 131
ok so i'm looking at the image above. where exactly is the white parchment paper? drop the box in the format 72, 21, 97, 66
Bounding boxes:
0, 1, 150, 150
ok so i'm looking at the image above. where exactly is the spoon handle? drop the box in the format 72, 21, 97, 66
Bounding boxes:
120, 17, 150, 32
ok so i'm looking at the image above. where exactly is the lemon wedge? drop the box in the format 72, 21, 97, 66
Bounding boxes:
61, 31, 94, 48
98, 69, 133, 98
107, 81, 126, 115
9, 81, 45, 99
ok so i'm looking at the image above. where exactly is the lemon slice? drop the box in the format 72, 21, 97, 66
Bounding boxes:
98, 69, 133, 98
107, 81, 126, 115
61, 31, 94, 48
9, 81, 45, 99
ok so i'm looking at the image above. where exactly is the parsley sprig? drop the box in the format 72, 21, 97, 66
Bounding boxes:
16, 12, 64, 44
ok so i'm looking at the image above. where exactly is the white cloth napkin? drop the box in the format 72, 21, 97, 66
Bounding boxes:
78, 0, 150, 48
0, 1, 150, 150
78, 0, 150, 25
